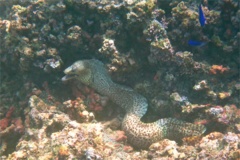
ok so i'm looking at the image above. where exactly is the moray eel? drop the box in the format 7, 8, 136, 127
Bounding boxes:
62, 59, 206, 149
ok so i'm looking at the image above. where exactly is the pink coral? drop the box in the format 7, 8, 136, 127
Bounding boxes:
71, 84, 107, 112
12, 117, 24, 134
0, 107, 14, 131
207, 105, 240, 125
115, 130, 127, 142
209, 65, 229, 74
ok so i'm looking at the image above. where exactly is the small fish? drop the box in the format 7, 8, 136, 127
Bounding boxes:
188, 40, 206, 47
199, 5, 206, 27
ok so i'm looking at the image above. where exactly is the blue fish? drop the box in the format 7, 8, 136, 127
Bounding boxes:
199, 5, 206, 27
188, 40, 206, 46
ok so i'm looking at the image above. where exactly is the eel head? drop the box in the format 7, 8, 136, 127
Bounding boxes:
62, 60, 92, 85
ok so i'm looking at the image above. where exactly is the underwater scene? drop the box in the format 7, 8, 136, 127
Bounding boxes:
0, 0, 239, 159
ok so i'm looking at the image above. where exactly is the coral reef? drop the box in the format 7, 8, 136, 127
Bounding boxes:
0, 107, 24, 156
6, 93, 240, 159
7, 94, 130, 159
0, 0, 239, 158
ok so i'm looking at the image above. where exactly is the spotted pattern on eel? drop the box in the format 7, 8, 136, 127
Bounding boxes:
62, 59, 206, 149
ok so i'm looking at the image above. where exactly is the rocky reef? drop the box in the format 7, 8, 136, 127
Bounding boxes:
0, 0, 239, 159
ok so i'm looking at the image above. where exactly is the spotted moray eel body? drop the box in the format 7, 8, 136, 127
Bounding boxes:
62, 59, 206, 149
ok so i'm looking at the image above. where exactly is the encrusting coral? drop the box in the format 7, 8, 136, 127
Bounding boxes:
0, 107, 24, 156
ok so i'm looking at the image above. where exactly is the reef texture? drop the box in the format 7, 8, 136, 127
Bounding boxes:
0, 0, 239, 159
62, 59, 205, 149
5, 94, 240, 159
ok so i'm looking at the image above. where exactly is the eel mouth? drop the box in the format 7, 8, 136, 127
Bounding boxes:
61, 66, 77, 81
61, 74, 77, 81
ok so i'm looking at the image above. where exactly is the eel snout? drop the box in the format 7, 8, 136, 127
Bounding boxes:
61, 65, 77, 81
